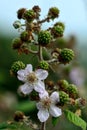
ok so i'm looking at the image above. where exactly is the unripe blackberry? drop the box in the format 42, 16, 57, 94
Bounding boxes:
59, 91, 69, 105
20, 31, 29, 42
39, 61, 49, 70
23, 9, 36, 22
67, 84, 78, 99
54, 22, 65, 30
51, 25, 64, 38
17, 8, 26, 19
58, 48, 74, 64
38, 31, 51, 46
57, 79, 69, 91
10, 61, 25, 75
13, 20, 21, 29
48, 7, 60, 19
12, 38, 22, 50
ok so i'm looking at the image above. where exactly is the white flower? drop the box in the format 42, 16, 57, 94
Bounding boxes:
17, 64, 48, 95
36, 91, 62, 122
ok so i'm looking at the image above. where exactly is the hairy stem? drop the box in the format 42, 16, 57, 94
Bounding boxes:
38, 45, 43, 61
38, 17, 50, 24
40, 122, 46, 130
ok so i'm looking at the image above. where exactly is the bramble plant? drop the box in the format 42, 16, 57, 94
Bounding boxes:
6, 5, 86, 130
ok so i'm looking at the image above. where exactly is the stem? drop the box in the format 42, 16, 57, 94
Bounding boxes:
28, 48, 38, 54
40, 122, 46, 130
47, 58, 58, 63
38, 17, 50, 24
38, 45, 43, 61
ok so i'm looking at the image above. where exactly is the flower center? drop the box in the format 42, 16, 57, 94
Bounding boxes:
27, 72, 37, 83
42, 97, 51, 109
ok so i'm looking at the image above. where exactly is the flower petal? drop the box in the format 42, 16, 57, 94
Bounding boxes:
39, 91, 49, 99
17, 70, 27, 82
24, 64, 33, 75
37, 109, 49, 122
36, 102, 43, 110
18, 83, 33, 95
34, 81, 45, 93
49, 105, 62, 117
35, 69, 48, 80
50, 91, 60, 104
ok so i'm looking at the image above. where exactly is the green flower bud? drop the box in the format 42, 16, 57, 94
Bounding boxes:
23, 9, 36, 22
12, 38, 22, 50
57, 79, 69, 91
51, 25, 64, 38
67, 84, 78, 99
59, 91, 69, 105
17, 8, 26, 19
39, 61, 49, 70
13, 20, 21, 29
48, 7, 60, 19
10, 61, 25, 75
58, 48, 74, 64
38, 31, 51, 46
20, 31, 29, 42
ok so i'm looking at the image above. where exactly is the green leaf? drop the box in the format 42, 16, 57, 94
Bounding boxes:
0, 122, 17, 129
64, 109, 87, 130
52, 117, 59, 126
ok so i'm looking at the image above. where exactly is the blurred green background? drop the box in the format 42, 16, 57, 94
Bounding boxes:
0, 0, 87, 130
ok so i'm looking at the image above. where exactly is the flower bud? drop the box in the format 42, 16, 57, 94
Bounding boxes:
58, 48, 74, 64
38, 30, 51, 46
39, 61, 49, 70
10, 61, 25, 75
13, 20, 21, 29
48, 7, 60, 20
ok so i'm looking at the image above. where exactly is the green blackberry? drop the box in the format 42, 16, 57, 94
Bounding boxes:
10, 61, 25, 75
38, 31, 51, 46
39, 61, 49, 70
58, 48, 74, 64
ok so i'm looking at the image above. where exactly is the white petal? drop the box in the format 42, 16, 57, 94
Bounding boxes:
34, 81, 45, 93
24, 64, 33, 75
17, 70, 27, 82
36, 102, 43, 110
39, 91, 49, 99
18, 83, 33, 95
35, 69, 48, 80
50, 91, 60, 104
37, 109, 49, 122
49, 105, 62, 117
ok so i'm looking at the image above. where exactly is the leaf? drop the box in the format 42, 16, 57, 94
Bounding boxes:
64, 109, 87, 130
0, 122, 17, 129
52, 117, 59, 126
